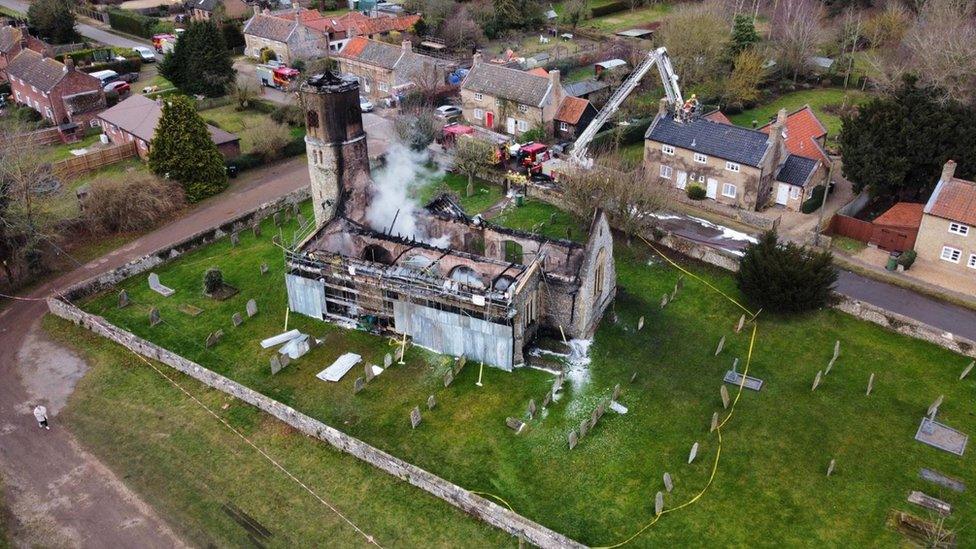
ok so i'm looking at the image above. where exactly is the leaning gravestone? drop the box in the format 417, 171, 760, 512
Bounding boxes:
720, 385, 730, 409
688, 442, 699, 464
833, 340, 841, 360
866, 373, 875, 396
612, 383, 622, 402
270, 355, 283, 374
654, 491, 664, 516
660, 294, 669, 309
663, 472, 673, 493
205, 329, 224, 348
637, 316, 645, 331
273, 212, 283, 226
384, 353, 393, 368
148, 272, 175, 297
710, 412, 719, 433
568, 430, 578, 449
596, 401, 606, 420
506, 417, 526, 434
811, 370, 823, 391
827, 459, 836, 477
455, 356, 467, 375
354, 377, 365, 394
825, 356, 837, 375
260, 263, 269, 275
714, 336, 726, 356
230, 231, 239, 247
443, 369, 454, 387
252, 224, 261, 238
579, 418, 589, 439
118, 290, 130, 308
365, 363, 375, 382
927, 395, 944, 418
232, 312, 243, 327
735, 314, 745, 333
410, 406, 422, 429
279, 354, 291, 368
542, 390, 552, 408
961, 361, 975, 380
149, 307, 161, 327
527, 399, 537, 419
246, 299, 258, 318
591, 408, 600, 428
427, 394, 436, 410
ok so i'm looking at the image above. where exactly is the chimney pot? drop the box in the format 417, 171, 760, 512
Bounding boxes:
472, 51, 482, 66
64, 58, 75, 72
942, 160, 957, 182
402, 39, 411, 52
776, 107, 788, 126
658, 97, 669, 117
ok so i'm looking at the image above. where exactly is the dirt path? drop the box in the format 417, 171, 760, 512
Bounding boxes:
0, 157, 312, 546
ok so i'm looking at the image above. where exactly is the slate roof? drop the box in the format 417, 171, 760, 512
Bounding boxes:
564, 79, 608, 98
0, 25, 22, 54
925, 176, 976, 226
243, 13, 300, 42
339, 37, 454, 84
775, 154, 818, 187
6, 50, 66, 92
461, 62, 552, 107
645, 114, 771, 167
63, 90, 106, 115
554, 96, 591, 124
759, 105, 829, 165
98, 94, 238, 146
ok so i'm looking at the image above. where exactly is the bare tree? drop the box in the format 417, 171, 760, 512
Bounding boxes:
440, 7, 486, 52
771, 0, 825, 82
902, 0, 976, 104
724, 48, 766, 105
561, 0, 589, 28
453, 137, 496, 196
657, 2, 731, 88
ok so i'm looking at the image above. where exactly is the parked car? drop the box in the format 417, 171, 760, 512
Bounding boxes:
118, 72, 140, 83
435, 105, 462, 119
89, 69, 119, 86
132, 46, 156, 62
104, 81, 131, 96
360, 96, 374, 113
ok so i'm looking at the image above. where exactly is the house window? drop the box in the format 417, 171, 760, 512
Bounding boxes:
662, 144, 674, 155
474, 108, 484, 120
789, 186, 801, 199
722, 183, 737, 198
559, 121, 568, 131
474, 92, 483, 101
969, 254, 976, 269
517, 104, 528, 113
44, 107, 52, 119
697, 175, 705, 183
725, 161, 740, 172
660, 165, 672, 179
949, 222, 970, 236
517, 119, 528, 132
694, 153, 707, 164
14, 91, 21, 101
593, 248, 607, 297
940, 246, 962, 263
378, 83, 389, 92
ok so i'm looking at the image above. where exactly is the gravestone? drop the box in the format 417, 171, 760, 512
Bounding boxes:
354, 377, 365, 394
630, 371, 638, 384
542, 390, 552, 408
637, 316, 644, 331
149, 307, 161, 327
714, 336, 725, 356
735, 314, 745, 333
118, 290, 129, 308
671, 282, 679, 300
260, 263, 269, 275
827, 459, 836, 476
720, 385, 730, 409
676, 275, 684, 291
291, 202, 301, 216
660, 294, 669, 308
597, 401, 606, 420
427, 394, 436, 410
232, 312, 243, 327
455, 356, 467, 375
527, 399, 537, 419
710, 412, 719, 433
833, 340, 841, 360
148, 272, 175, 297
230, 231, 239, 247
384, 353, 393, 368
811, 370, 823, 391
279, 354, 291, 368
273, 212, 282, 226
654, 491, 664, 516
410, 406, 422, 428
205, 329, 223, 348
961, 361, 974, 380
688, 442, 699, 464
866, 373, 875, 396
270, 355, 283, 374
506, 417, 526, 433
579, 418, 589, 438
663, 472, 673, 493
365, 363, 375, 382
908, 491, 951, 516
825, 356, 836, 375
443, 369, 454, 387
590, 408, 599, 429
568, 430, 578, 449
731, 357, 739, 373
246, 299, 258, 318
252, 224, 261, 238
919, 468, 966, 493
612, 383, 621, 402
927, 395, 944, 418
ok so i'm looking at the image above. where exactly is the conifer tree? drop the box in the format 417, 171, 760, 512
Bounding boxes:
148, 96, 227, 202
737, 231, 837, 314
159, 21, 236, 97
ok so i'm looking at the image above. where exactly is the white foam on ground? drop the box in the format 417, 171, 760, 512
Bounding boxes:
610, 401, 628, 414
687, 215, 758, 244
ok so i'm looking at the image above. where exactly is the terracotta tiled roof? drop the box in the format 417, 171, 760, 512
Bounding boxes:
703, 109, 731, 125
304, 12, 418, 35
527, 67, 548, 77
6, 50, 65, 92
873, 202, 924, 229
554, 96, 590, 124
352, 14, 420, 36
925, 177, 976, 226
759, 105, 829, 165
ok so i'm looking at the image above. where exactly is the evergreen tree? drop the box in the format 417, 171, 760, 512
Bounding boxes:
27, 0, 77, 44
737, 231, 837, 314
148, 96, 227, 202
727, 15, 760, 58
159, 21, 236, 97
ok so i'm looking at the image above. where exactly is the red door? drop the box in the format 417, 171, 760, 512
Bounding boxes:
485, 111, 494, 128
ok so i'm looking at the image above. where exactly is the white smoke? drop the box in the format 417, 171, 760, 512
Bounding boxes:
365, 143, 449, 247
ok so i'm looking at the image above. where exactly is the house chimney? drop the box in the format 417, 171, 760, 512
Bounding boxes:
472, 52, 482, 66
401, 39, 411, 52
547, 69, 562, 104
64, 57, 75, 72
263, 7, 270, 15
658, 97, 669, 117
253, 4, 261, 15
941, 159, 957, 182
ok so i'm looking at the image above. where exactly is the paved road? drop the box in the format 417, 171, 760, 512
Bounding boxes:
0, 0, 151, 51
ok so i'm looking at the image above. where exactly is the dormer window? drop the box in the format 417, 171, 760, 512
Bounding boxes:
949, 222, 970, 236
662, 144, 674, 155
474, 92, 483, 101
694, 153, 707, 164
517, 104, 528, 113
725, 161, 740, 172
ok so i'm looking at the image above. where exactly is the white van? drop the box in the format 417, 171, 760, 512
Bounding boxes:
88, 70, 119, 86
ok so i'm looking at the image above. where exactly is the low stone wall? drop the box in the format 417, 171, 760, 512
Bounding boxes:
833, 294, 976, 359
46, 299, 583, 549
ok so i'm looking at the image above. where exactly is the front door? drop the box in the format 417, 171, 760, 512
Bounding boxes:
506, 117, 516, 135
676, 171, 687, 190
775, 183, 790, 205
706, 178, 718, 199
485, 111, 494, 129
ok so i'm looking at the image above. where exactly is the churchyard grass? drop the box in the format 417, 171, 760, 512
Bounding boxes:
74, 199, 976, 546
414, 172, 504, 215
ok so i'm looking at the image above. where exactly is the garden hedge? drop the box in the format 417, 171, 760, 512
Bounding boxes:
801, 184, 826, 214
591, 1, 628, 17
107, 9, 173, 38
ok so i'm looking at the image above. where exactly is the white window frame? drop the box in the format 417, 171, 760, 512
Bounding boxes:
517, 119, 528, 132
725, 161, 740, 173
969, 254, 976, 269
559, 121, 569, 131
517, 104, 528, 113
474, 92, 483, 101
473, 108, 484, 120
44, 106, 53, 119
940, 246, 962, 263
660, 165, 672, 179
661, 144, 674, 155
694, 153, 707, 164
722, 183, 737, 198
949, 222, 970, 236
378, 82, 389, 92
789, 186, 801, 199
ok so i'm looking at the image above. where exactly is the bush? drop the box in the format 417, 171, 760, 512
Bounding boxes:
259, 47, 277, 63
203, 268, 223, 295
80, 57, 143, 76
520, 125, 548, 144
83, 173, 186, 234
897, 249, 917, 269
801, 184, 826, 214
737, 231, 838, 314
107, 9, 171, 38
686, 185, 707, 200
244, 119, 293, 161
590, 1, 627, 17
270, 104, 304, 126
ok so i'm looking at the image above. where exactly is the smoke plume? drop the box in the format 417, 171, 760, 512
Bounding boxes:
365, 143, 449, 247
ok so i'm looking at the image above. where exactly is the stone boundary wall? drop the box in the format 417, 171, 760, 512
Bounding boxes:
833, 294, 976, 359
46, 299, 583, 549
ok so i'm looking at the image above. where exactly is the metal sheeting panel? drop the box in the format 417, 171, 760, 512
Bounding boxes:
394, 301, 513, 371
286, 274, 326, 319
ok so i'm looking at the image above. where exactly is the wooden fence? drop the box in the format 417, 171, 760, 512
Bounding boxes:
827, 214, 916, 252
52, 141, 138, 181
0, 127, 62, 147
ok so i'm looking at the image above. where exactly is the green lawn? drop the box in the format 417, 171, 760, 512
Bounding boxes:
74, 199, 976, 546
831, 235, 868, 254
415, 172, 504, 216
581, 2, 672, 32
729, 88, 869, 142
39, 132, 103, 163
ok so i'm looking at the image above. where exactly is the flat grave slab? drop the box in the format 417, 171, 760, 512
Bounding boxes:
907, 490, 951, 516
723, 370, 763, 391
915, 418, 968, 456
919, 468, 965, 493
317, 353, 362, 382
178, 304, 204, 316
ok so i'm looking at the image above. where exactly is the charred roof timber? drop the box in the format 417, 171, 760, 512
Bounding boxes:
302, 71, 359, 93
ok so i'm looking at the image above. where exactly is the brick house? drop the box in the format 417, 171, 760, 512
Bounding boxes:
96, 94, 240, 160
190, 0, 251, 22
0, 25, 49, 81
758, 105, 829, 208
303, 12, 420, 53
336, 37, 456, 101
460, 56, 571, 138
6, 50, 105, 138
915, 160, 976, 274
644, 105, 820, 212
553, 95, 597, 140
242, 9, 330, 64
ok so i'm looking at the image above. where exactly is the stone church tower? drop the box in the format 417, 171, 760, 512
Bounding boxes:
300, 72, 372, 227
